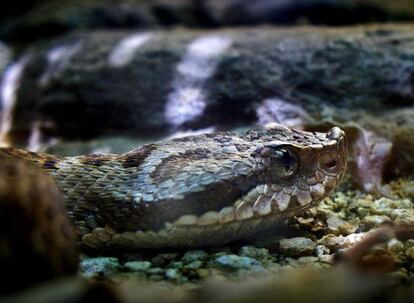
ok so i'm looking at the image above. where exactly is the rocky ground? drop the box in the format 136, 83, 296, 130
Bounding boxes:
78, 178, 414, 287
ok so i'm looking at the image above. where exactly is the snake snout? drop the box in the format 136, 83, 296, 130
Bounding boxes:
326, 126, 344, 140
316, 127, 348, 193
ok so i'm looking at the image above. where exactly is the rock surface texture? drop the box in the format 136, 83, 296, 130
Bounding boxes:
2, 0, 414, 42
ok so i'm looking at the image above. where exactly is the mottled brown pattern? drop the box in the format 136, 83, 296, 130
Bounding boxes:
150, 148, 211, 181
211, 134, 235, 144
121, 143, 157, 168
234, 143, 251, 152
78, 154, 115, 166
42, 159, 59, 170
0, 147, 61, 168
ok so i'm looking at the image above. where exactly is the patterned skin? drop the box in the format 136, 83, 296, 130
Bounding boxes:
0, 124, 347, 251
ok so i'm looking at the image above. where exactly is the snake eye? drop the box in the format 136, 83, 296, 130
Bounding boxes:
270, 147, 299, 177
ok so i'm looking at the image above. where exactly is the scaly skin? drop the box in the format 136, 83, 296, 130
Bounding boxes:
0, 124, 347, 251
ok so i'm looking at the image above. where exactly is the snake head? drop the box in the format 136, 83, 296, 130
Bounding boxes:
250, 125, 347, 212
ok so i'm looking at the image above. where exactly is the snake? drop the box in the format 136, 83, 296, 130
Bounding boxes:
0, 124, 347, 252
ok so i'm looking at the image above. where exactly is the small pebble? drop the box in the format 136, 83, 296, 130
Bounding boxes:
181, 250, 209, 263
238, 246, 269, 260
169, 261, 184, 269
315, 245, 333, 263
362, 215, 392, 229
151, 256, 167, 267
165, 268, 181, 282
370, 198, 412, 216
279, 237, 317, 256
184, 260, 203, 270
326, 215, 357, 235
392, 209, 414, 225
81, 258, 121, 278
388, 239, 404, 254
212, 255, 263, 271
405, 247, 414, 259
124, 261, 152, 272
151, 253, 180, 266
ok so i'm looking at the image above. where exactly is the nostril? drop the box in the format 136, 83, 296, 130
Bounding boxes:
319, 151, 339, 172
326, 127, 342, 140
326, 159, 337, 169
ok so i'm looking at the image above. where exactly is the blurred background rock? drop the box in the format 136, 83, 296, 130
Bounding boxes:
1, 0, 414, 43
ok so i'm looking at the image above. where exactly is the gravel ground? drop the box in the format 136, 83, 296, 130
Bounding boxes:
79, 178, 414, 287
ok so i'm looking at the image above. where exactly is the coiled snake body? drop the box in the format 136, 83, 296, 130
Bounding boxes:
0, 124, 347, 251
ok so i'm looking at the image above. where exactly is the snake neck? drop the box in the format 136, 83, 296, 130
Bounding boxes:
0, 147, 62, 169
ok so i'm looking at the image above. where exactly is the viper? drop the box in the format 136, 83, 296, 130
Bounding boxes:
0, 124, 347, 251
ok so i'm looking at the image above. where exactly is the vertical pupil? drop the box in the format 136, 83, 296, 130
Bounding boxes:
282, 150, 291, 172
273, 149, 292, 172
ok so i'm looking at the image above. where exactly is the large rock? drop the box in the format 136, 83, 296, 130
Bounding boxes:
1, 0, 414, 42
0, 41, 11, 73
2, 24, 413, 142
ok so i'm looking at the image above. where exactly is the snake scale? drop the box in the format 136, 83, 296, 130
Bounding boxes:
0, 124, 347, 251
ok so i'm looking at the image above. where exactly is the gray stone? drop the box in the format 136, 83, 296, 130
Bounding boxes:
362, 215, 392, 229
169, 261, 184, 269
406, 247, 414, 260
150, 256, 167, 267
80, 257, 121, 278
165, 268, 181, 282
326, 215, 357, 235
292, 256, 321, 267
181, 250, 209, 264
212, 254, 263, 271
370, 198, 412, 216
124, 261, 152, 272
238, 246, 269, 260
388, 239, 404, 254
393, 209, 414, 225
184, 261, 203, 270
318, 234, 350, 251
3, 0, 414, 43
279, 237, 317, 257
151, 253, 180, 267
